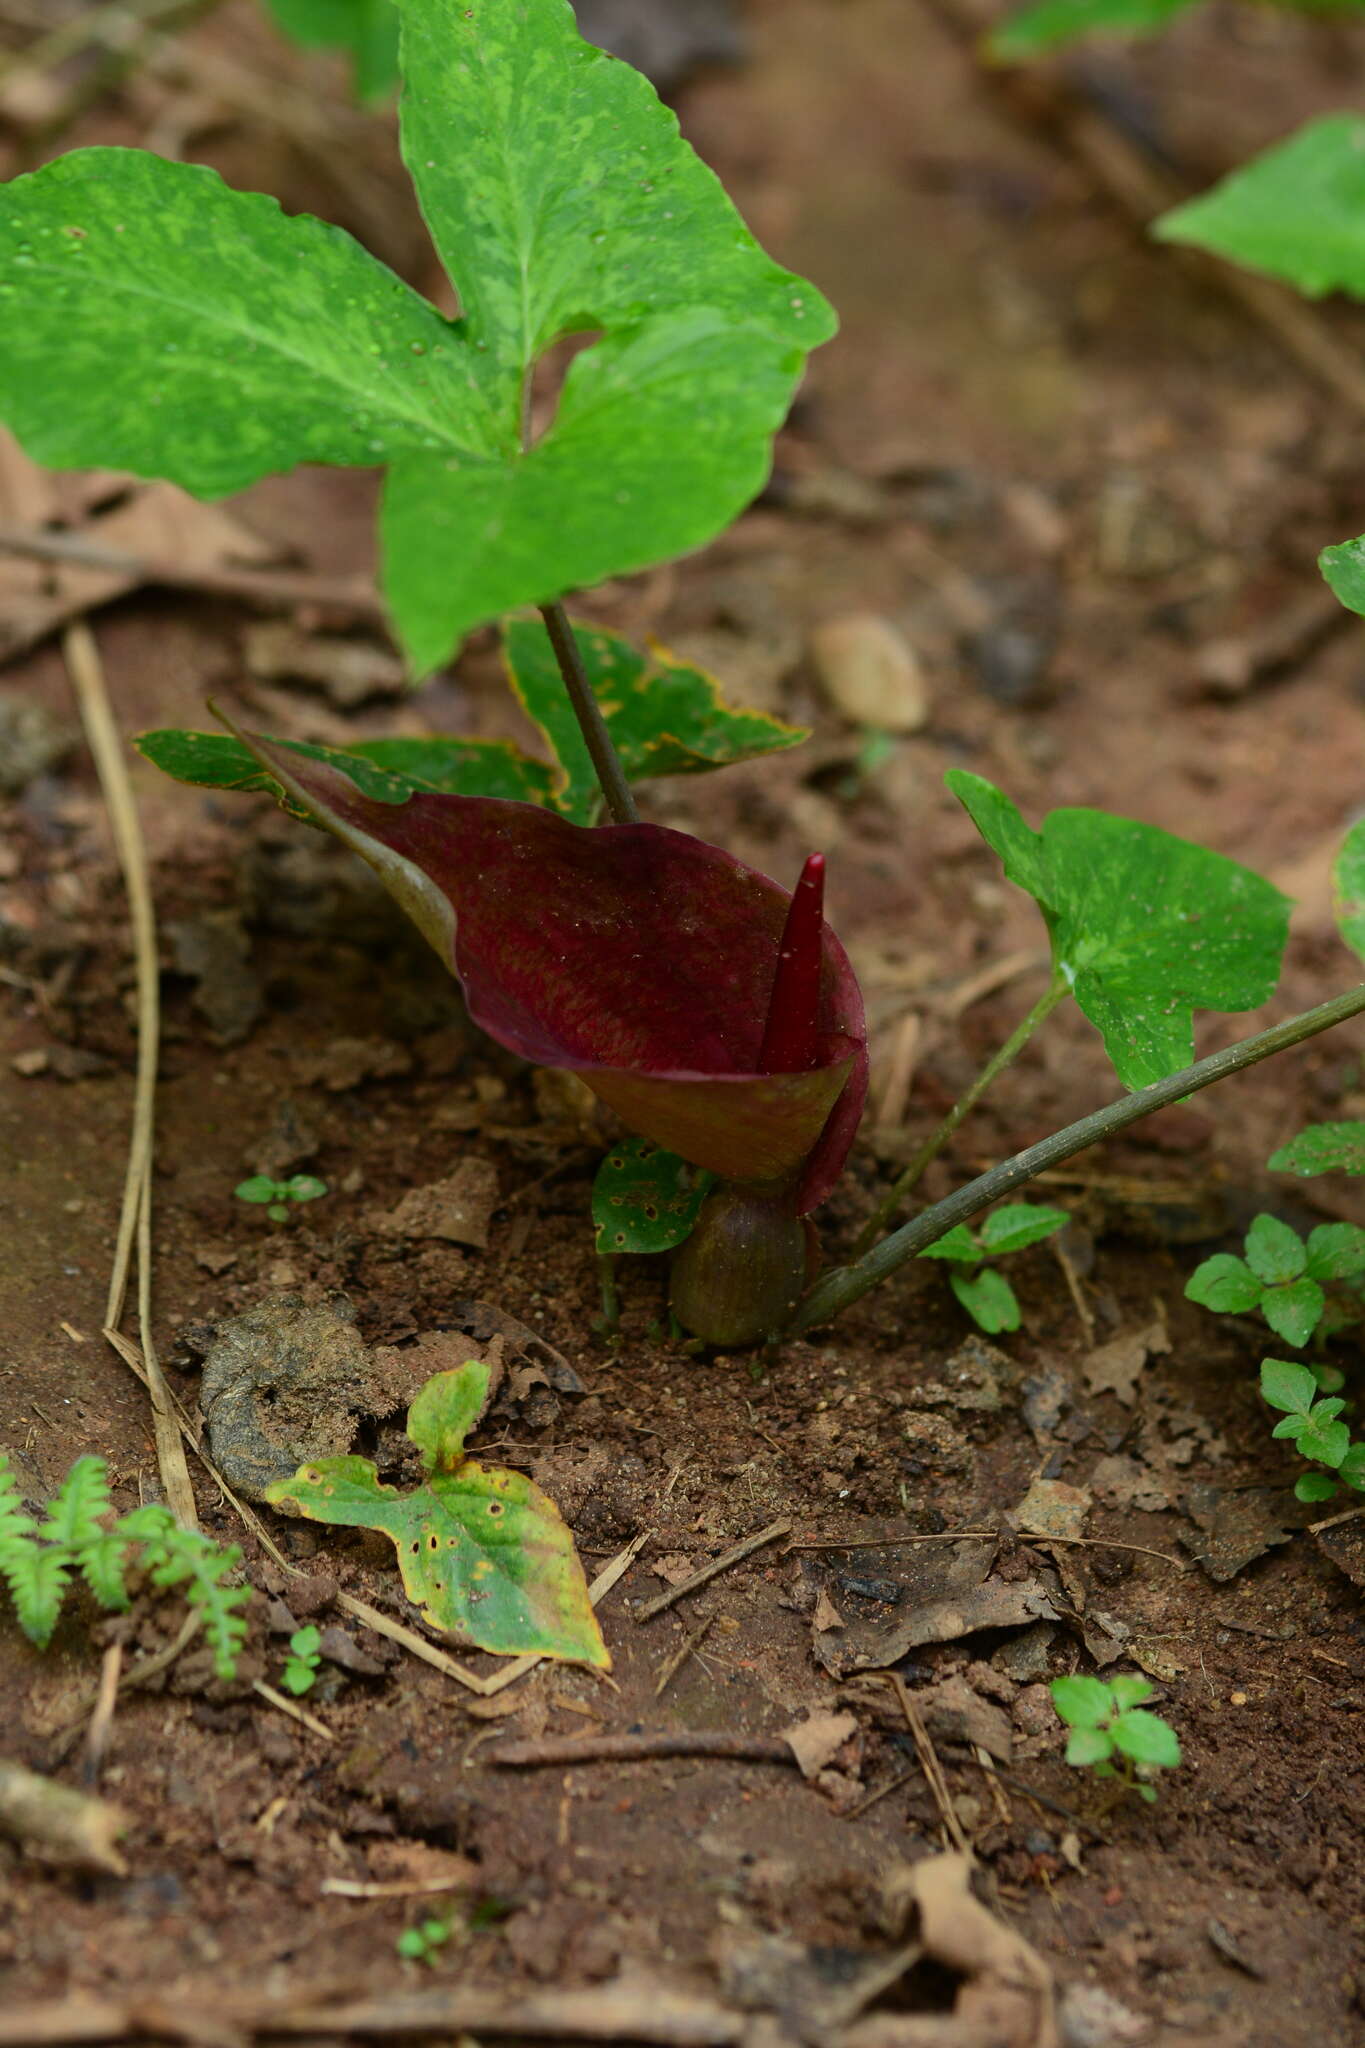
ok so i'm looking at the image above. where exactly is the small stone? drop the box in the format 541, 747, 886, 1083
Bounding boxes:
0, 693, 74, 795
811, 613, 930, 732
1013, 1682, 1059, 1736
1012, 1477, 1091, 1541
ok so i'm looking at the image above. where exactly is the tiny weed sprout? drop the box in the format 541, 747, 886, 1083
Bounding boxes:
235, 1174, 329, 1224
8, 2, 1365, 1350
281, 1624, 323, 1695
265, 1359, 608, 1667
1260, 1361, 1365, 1505
0, 1453, 249, 1679
396, 1916, 455, 1965
1050, 1674, 1181, 1804
919, 1203, 1069, 1335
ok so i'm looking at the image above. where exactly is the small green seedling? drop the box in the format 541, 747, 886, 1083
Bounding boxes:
0, 1453, 250, 1678
1186, 1212, 1365, 1364
1050, 1673, 1181, 1803
396, 1915, 455, 1965
1260, 1359, 1365, 1504
281, 1623, 323, 1695
235, 1174, 329, 1224
265, 1359, 608, 1667
920, 1203, 1070, 1334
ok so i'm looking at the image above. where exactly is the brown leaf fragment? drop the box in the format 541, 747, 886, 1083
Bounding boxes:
0, 1757, 127, 1875
1312, 1515, 1365, 1589
780, 1710, 859, 1779
817, 1545, 1060, 1678
1089, 1454, 1169, 1514
916, 1674, 1014, 1763
811, 1587, 846, 1633
292, 1036, 413, 1091
1011, 1478, 1091, 1541
1083, 1318, 1170, 1406
372, 1158, 500, 1249
1182, 1483, 1305, 1582
909, 1335, 1018, 1414
244, 620, 404, 708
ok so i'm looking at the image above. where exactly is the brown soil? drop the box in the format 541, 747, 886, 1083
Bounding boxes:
2, 3, 1365, 2045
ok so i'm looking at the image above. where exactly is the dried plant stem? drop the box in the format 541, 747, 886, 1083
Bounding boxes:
853, 968, 1068, 1252
539, 601, 639, 825
64, 623, 198, 1532
795, 980, 1365, 1334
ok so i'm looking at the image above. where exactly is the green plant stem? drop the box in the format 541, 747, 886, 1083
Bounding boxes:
537, 603, 639, 827
792, 980, 1365, 1337
852, 968, 1068, 1253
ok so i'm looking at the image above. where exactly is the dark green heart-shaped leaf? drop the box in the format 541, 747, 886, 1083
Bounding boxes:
264, 1363, 607, 1666
592, 1140, 711, 1255
946, 771, 1290, 1089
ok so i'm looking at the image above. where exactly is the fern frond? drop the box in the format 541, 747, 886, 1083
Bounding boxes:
119, 1507, 249, 1679
80, 1532, 132, 1612
0, 1543, 71, 1648
0, 1453, 37, 1544
40, 1454, 112, 1553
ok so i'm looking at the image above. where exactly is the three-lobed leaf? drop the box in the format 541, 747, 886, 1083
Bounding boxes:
0, 0, 835, 674
946, 772, 1289, 1089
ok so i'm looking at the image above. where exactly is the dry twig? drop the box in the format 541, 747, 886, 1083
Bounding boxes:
633, 1518, 790, 1622
484, 1730, 797, 1770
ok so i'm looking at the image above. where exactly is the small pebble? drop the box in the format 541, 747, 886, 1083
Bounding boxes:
811, 613, 930, 732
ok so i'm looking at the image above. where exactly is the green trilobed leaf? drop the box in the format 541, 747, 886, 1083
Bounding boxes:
134, 728, 556, 813
1260, 1358, 1318, 1416
1243, 1214, 1306, 1287
1155, 115, 1365, 300
265, 1364, 607, 1666
1270, 1122, 1365, 1178
503, 619, 808, 825
1305, 1222, 1365, 1281
1185, 1253, 1261, 1314
1333, 818, 1365, 964
0, 0, 834, 675
950, 1267, 1020, 1334
1111, 1708, 1180, 1769
946, 771, 1290, 1090
977, 1203, 1069, 1256
262, 0, 400, 101
1259, 1279, 1324, 1351
989, 0, 1193, 59
592, 1140, 711, 1256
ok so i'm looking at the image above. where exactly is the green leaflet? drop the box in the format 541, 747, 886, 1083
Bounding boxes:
134, 726, 556, 814
1155, 114, 1365, 299
1334, 818, 1365, 964
504, 619, 807, 823
264, 1361, 608, 1667
591, 1140, 711, 1255
262, 0, 401, 100
946, 771, 1291, 1089
0, 0, 835, 674
989, 0, 1193, 60
136, 619, 804, 822
1269, 1122, 1365, 1177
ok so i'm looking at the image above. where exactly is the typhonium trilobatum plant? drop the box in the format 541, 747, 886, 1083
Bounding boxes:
231, 725, 868, 1345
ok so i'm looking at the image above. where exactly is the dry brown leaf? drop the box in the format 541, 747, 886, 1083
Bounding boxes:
1083, 1318, 1170, 1406
780, 1710, 859, 1780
